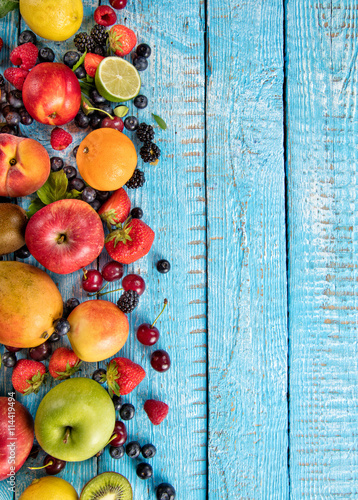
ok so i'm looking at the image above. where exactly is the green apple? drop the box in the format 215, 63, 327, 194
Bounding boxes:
34, 378, 115, 462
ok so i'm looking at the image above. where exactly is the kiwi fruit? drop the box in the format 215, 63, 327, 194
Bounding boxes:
80, 472, 132, 500
0, 203, 28, 255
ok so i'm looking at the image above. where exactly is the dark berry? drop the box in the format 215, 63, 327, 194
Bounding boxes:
124, 116, 139, 131
126, 441, 141, 458
75, 110, 90, 129
110, 445, 125, 459
125, 169, 145, 189
112, 395, 123, 411
63, 51, 81, 68
53, 318, 70, 337
14, 245, 30, 259
157, 259, 171, 273
89, 199, 102, 211
156, 483, 176, 500
6, 111, 20, 127
82, 186, 96, 203
117, 290, 139, 313
1, 104, 12, 117
90, 112, 102, 129
0, 75, 4, 88
2, 351, 16, 368
18, 30, 37, 45
64, 297, 80, 316
97, 103, 113, 115
141, 443, 156, 459
110, 421, 127, 446
136, 43, 151, 58
4, 346, 22, 352
0, 90, 7, 104
48, 333, 61, 343
0, 125, 17, 135
74, 65, 86, 79
130, 207, 143, 219
133, 94, 148, 109
140, 142, 160, 163
151, 349, 171, 372
136, 463, 153, 480
72, 145, 79, 157
120, 403, 135, 420
136, 123, 154, 142
101, 261, 124, 282
82, 269, 103, 292
50, 157, 63, 172
90, 24, 109, 46
122, 274, 146, 296
19, 109, 33, 126
38, 47, 55, 63
63, 165, 77, 180
90, 88, 106, 104
7, 90, 23, 109
95, 190, 111, 202
92, 368, 106, 384
93, 45, 106, 57
68, 177, 85, 192
43, 455, 66, 475
74, 32, 95, 53
29, 342, 52, 361
133, 55, 148, 72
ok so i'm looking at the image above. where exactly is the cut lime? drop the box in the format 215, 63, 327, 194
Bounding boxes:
95, 57, 141, 103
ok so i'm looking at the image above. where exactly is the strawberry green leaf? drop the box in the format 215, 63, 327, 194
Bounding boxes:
72, 50, 87, 72
114, 105, 129, 118
37, 170, 68, 205
152, 114, 167, 130
0, 0, 18, 19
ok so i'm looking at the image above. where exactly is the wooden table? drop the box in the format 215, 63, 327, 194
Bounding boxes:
1, 0, 357, 498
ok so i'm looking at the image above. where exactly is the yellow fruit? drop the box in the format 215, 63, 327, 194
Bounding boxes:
19, 477, 78, 500
20, 0, 83, 41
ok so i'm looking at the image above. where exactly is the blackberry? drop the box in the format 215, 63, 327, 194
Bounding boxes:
140, 142, 161, 163
117, 290, 139, 313
74, 32, 96, 53
125, 169, 145, 189
91, 25, 108, 46
0, 74, 5, 88
136, 123, 154, 143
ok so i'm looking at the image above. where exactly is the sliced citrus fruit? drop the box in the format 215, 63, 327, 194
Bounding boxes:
95, 56, 141, 103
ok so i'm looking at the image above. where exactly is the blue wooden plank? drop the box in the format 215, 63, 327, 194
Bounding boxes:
206, 0, 288, 498
286, 0, 358, 497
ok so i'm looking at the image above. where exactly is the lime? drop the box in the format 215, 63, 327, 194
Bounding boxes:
95, 57, 141, 103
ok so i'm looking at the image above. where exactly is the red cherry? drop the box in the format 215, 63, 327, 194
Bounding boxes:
4, 345, 22, 352
101, 261, 124, 282
122, 274, 146, 296
29, 342, 52, 361
82, 269, 103, 292
43, 455, 66, 475
110, 420, 127, 447
150, 349, 171, 372
109, 0, 127, 9
136, 299, 168, 346
101, 116, 124, 132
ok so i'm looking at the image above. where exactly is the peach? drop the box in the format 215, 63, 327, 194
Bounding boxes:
0, 134, 50, 197
67, 300, 129, 362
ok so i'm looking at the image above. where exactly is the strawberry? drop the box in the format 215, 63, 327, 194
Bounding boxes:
108, 25, 137, 56
10, 42, 38, 70
105, 218, 155, 264
4, 68, 29, 90
84, 53, 104, 78
143, 399, 169, 425
98, 188, 131, 229
49, 347, 82, 380
106, 357, 146, 396
11, 359, 46, 395
50, 127, 73, 150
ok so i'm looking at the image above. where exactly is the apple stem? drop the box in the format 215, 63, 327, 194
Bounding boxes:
57, 234, 66, 245
28, 461, 53, 471
87, 286, 123, 298
63, 427, 71, 444
151, 299, 168, 327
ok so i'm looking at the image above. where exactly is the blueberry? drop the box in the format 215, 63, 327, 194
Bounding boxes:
74, 65, 86, 79
110, 445, 125, 459
74, 110, 90, 129
7, 90, 23, 109
95, 190, 110, 202
6, 111, 20, 127
63, 166, 77, 180
136, 43, 151, 58
89, 199, 102, 211
93, 45, 106, 57
156, 483, 176, 500
48, 333, 61, 343
141, 443, 156, 459
38, 47, 55, 62
90, 113, 102, 129
136, 462, 153, 480
130, 207, 143, 219
133, 95, 148, 109
156, 259, 171, 273
92, 368, 106, 384
50, 157, 63, 172
0, 125, 17, 135
126, 441, 141, 458
72, 146, 79, 158
133, 55, 148, 72
14, 245, 30, 259
97, 103, 113, 116
63, 51, 81, 69
124, 116, 139, 131
18, 30, 37, 45
90, 88, 106, 104
64, 297, 80, 316
82, 187, 96, 203
19, 109, 33, 126
2, 352, 17, 368
53, 318, 70, 337
112, 395, 123, 411
68, 177, 85, 192
119, 403, 135, 420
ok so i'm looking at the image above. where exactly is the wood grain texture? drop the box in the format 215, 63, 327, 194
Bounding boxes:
287, 0, 358, 497
206, 1, 289, 498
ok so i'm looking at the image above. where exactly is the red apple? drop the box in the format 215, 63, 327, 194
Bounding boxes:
22, 63, 81, 126
25, 199, 105, 275
0, 134, 50, 197
0, 397, 34, 481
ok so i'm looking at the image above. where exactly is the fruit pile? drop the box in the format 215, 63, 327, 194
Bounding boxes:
0, 1, 175, 499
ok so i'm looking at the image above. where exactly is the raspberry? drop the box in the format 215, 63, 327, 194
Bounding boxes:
94, 5, 117, 26
10, 42, 38, 70
143, 399, 169, 426
4, 68, 29, 90
50, 127, 73, 151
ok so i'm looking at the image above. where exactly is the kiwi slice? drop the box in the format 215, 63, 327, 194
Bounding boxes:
80, 472, 132, 500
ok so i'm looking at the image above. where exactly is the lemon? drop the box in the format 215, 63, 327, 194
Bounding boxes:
20, 0, 83, 41
95, 56, 141, 103
19, 477, 78, 500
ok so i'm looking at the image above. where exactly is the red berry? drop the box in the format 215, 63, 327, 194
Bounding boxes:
44, 455, 66, 475
94, 5, 117, 26
10, 42, 38, 70
110, 420, 127, 446
29, 342, 52, 361
4, 345, 22, 352
110, 0, 127, 9
101, 116, 124, 132
101, 261, 124, 282
137, 324, 159, 346
122, 274, 145, 296
150, 349, 171, 372
143, 399, 169, 425
4, 68, 29, 91
0, 38, 3, 51
50, 127, 73, 151
82, 269, 103, 292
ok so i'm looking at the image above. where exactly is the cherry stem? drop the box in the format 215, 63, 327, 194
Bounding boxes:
63, 427, 71, 444
28, 461, 53, 471
151, 299, 168, 327
87, 105, 113, 120
88, 286, 122, 298
106, 433, 118, 446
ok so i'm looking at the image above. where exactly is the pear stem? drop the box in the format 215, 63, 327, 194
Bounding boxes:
28, 461, 53, 471
151, 299, 168, 327
63, 427, 71, 444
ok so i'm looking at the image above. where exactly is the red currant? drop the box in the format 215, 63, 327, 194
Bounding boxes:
137, 324, 159, 346
29, 342, 52, 361
122, 274, 146, 296
82, 269, 103, 292
150, 349, 171, 372
101, 116, 124, 132
110, 420, 127, 447
110, 0, 127, 9
44, 455, 66, 475
101, 261, 124, 282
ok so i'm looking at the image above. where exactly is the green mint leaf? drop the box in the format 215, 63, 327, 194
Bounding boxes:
152, 113, 167, 130
114, 105, 128, 118
37, 170, 68, 205
26, 197, 46, 218
66, 189, 82, 199
79, 81, 94, 96
72, 50, 87, 72
0, 0, 18, 18
85, 75, 94, 83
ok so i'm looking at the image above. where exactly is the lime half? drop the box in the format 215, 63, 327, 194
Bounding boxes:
95, 57, 141, 103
